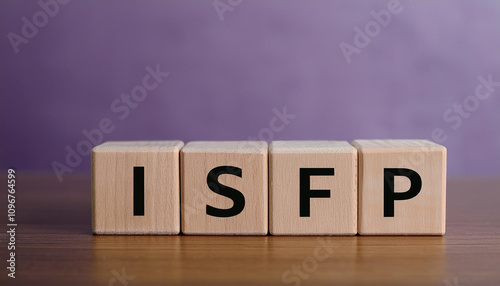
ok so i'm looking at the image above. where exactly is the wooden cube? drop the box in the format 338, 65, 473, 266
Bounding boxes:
269, 141, 357, 235
181, 141, 268, 235
351, 140, 446, 235
92, 141, 183, 234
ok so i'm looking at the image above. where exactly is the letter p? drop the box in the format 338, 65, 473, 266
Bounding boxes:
384, 168, 422, 217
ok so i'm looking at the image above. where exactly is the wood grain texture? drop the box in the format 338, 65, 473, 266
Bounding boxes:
0, 175, 498, 285
269, 141, 357, 235
181, 141, 268, 235
92, 141, 183, 234
351, 139, 446, 235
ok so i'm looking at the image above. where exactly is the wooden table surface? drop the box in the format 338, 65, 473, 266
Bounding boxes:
0, 175, 499, 285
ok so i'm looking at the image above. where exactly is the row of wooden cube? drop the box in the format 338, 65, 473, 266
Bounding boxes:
92, 140, 446, 236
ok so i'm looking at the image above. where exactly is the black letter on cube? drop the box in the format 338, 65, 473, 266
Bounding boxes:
300, 168, 335, 217
206, 166, 245, 218
384, 168, 422, 217
133, 166, 145, 216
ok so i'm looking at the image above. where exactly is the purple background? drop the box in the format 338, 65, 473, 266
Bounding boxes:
1, 0, 499, 178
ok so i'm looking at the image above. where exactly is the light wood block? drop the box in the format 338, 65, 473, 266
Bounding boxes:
181, 141, 268, 235
92, 141, 183, 234
351, 139, 446, 235
269, 141, 357, 235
